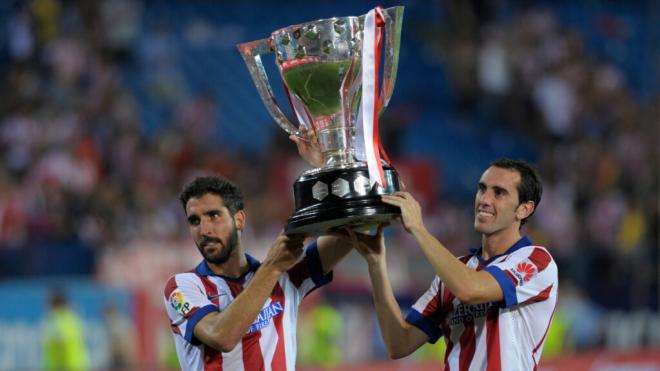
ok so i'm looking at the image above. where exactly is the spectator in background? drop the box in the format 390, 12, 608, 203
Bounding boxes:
42, 289, 90, 371
103, 303, 136, 370
298, 294, 344, 368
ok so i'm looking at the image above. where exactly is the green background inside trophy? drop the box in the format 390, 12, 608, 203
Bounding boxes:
281, 59, 353, 117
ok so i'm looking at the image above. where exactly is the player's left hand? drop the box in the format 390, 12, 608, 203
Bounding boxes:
289, 126, 324, 168
381, 192, 425, 234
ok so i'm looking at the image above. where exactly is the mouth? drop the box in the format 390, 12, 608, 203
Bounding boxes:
203, 242, 221, 249
201, 238, 224, 250
476, 209, 495, 218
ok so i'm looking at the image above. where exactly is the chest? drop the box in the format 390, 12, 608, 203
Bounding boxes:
205, 278, 288, 334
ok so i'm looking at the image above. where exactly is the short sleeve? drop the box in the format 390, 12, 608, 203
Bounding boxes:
405, 276, 443, 343
163, 273, 219, 344
483, 246, 558, 307
286, 240, 333, 298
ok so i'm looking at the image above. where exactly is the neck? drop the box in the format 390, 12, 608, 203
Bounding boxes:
207, 244, 249, 278
481, 226, 522, 260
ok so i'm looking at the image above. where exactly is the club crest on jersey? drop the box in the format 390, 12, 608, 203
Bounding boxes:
246, 301, 284, 334
514, 262, 535, 284
169, 290, 192, 316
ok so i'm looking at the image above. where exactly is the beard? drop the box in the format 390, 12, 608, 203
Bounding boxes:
197, 223, 239, 265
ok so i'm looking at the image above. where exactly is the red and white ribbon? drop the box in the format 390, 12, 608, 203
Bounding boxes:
361, 7, 387, 188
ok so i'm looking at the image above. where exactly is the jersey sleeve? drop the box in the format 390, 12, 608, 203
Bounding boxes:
405, 276, 443, 343
483, 246, 558, 308
163, 273, 219, 344
286, 240, 333, 298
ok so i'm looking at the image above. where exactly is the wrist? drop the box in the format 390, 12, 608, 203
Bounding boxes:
260, 262, 286, 277
367, 257, 386, 272
409, 224, 428, 237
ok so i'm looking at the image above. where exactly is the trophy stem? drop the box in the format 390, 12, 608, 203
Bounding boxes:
316, 123, 355, 166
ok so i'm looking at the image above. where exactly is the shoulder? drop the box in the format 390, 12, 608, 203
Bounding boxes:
458, 254, 475, 264
509, 245, 554, 260
163, 272, 203, 297
507, 245, 557, 274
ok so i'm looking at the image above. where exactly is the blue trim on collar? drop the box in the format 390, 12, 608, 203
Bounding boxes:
474, 236, 533, 265
195, 254, 261, 279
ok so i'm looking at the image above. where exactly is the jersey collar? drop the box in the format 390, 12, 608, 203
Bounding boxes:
474, 236, 533, 265
195, 254, 262, 279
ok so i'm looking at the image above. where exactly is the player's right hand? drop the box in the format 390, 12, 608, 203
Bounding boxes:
381, 192, 424, 234
263, 231, 306, 273
345, 224, 387, 266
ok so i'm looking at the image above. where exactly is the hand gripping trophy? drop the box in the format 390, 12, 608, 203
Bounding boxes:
238, 6, 404, 234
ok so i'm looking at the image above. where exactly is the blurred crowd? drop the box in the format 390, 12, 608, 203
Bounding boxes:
0, 0, 657, 363
420, 0, 659, 351
432, 1, 659, 306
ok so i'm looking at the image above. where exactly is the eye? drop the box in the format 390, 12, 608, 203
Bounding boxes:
188, 216, 200, 226
493, 187, 508, 198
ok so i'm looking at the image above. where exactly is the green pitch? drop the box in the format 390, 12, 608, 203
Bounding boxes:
282, 60, 352, 117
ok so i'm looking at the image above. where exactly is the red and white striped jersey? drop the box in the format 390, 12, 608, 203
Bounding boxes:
164, 241, 331, 371
406, 236, 558, 370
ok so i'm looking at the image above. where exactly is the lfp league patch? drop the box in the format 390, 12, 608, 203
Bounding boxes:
169, 289, 192, 317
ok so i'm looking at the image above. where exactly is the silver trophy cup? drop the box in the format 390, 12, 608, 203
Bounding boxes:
238, 7, 404, 234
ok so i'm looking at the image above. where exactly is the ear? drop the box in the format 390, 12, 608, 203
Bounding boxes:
233, 210, 246, 231
516, 201, 535, 221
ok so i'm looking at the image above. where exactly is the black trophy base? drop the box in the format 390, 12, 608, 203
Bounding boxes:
285, 164, 401, 234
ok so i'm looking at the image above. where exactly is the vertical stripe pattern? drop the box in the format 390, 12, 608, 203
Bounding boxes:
409, 243, 558, 370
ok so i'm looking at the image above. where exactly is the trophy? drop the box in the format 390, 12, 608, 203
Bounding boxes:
238, 6, 404, 234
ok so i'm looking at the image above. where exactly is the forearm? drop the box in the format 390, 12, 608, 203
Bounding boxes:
202, 266, 281, 350
410, 226, 483, 303
367, 259, 418, 358
317, 235, 353, 274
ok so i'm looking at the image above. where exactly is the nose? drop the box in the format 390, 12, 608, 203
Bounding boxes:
478, 189, 493, 205
200, 217, 214, 236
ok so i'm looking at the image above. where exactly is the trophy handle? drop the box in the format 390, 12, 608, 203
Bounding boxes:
378, 6, 404, 116
238, 38, 303, 138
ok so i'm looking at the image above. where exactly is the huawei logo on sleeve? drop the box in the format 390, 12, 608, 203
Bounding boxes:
515, 262, 535, 282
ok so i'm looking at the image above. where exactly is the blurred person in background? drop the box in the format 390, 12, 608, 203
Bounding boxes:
42, 288, 90, 371
102, 303, 136, 370
298, 293, 344, 368
349, 158, 558, 370
164, 175, 352, 370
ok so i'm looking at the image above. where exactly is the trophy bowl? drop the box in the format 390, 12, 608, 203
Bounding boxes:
239, 6, 404, 234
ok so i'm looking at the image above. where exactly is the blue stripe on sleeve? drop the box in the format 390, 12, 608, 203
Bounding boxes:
184, 304, 219, 344
484, 266, 518, 307
405, 309, 442, 344
305, 240, 333, 287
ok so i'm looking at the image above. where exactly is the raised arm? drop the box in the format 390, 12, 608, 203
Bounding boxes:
193, 233, 305, 352
382, 192, 503, 305
315, 234, 354, 275
350, 226, 430, 358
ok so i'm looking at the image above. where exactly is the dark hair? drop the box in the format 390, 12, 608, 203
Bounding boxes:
49, 288, 68, 308
490, 158, 543, 226
179, 175, 245, 215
